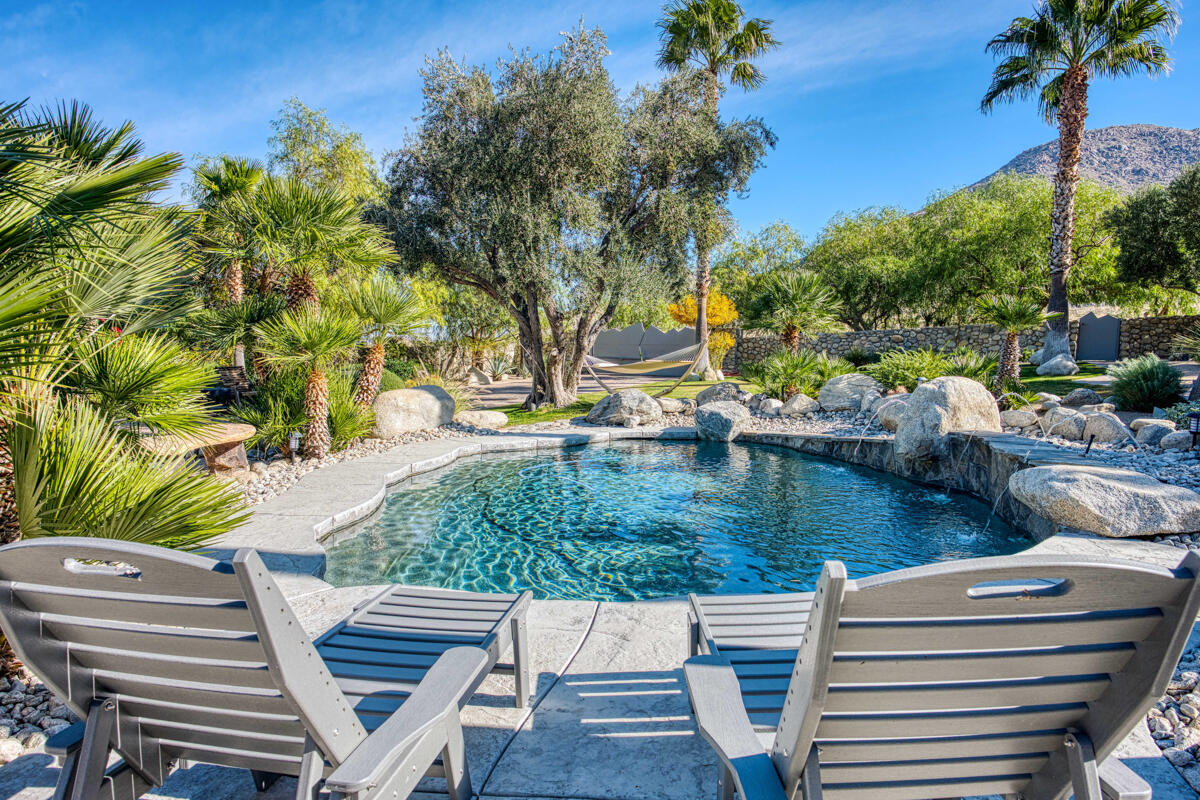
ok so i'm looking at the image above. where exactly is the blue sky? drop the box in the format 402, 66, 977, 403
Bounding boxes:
4, 1, 1198, 239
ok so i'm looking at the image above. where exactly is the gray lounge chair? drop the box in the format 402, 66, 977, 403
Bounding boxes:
685, 553, 1200, 800
0, 538, 532, 800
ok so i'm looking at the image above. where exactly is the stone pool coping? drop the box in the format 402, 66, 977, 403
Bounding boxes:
3, 426, 1193, 800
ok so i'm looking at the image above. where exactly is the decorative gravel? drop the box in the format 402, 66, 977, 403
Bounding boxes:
1151, 649, 1200, 791
237, 422, 497, 505
0, 672, 75, 763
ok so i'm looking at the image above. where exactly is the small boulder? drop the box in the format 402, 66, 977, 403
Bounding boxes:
860, 390, 883, 412
1136, 424, 1172, 446
455, 409, 509, 428
1000, 409, 1038, 428
249, 460, 270, 476
894, 376, 1002, 460
1161, 431, 1196, 451
1062, 387, 1103, 406
1035, 392, 1062, 403
780, 393, 820, 417
875, 397, 910, 431
373, 386, 456, 437
1037, 354, 1080, 376
467, 366, 491, 385
657, 396, 687, 414
695, 401, 750, 442
1008, 465, 1200, 537
1082, 412, 1132, 444
695, 382, 744, 407
818, 373, 885, 412
1040, 407, 1085, 440
1078, 403, 1116, 414
759, 398, 783, 416
1130, 418, 1176, 432
586, 389, 663, 426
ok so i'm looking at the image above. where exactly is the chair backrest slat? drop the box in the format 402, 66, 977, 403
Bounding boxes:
0, 538, 369, 778
770, 552, 1200, 800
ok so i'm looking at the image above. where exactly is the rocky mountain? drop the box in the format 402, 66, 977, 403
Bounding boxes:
979, 124, 1200, 193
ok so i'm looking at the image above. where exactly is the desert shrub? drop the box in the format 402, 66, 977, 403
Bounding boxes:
946, 346, 998, 385
486, 353, 514, 379
867, 348, 952, 391
328, 371, 374, 450
1107, 355, 1184, 411
231, 371, 307, 455
407, 373, 478, 411
1165, 400, 1200, 426
814, 353, 855, 386
843, 347, 881, 367
708, 331, 736, 371
749, 350, 822, 400
379, 368, 406, 393
385, 357, 419, 380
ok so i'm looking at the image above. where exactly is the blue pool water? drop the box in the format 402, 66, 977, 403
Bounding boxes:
323, 441, 1032, 601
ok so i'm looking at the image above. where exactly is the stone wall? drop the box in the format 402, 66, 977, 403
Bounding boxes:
1118, 315, 1200, 359
729, 322, 1080, 369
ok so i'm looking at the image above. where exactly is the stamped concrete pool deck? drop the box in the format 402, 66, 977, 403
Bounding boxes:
2, 427, 1198, 800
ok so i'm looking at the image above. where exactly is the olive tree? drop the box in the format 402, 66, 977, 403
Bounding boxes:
382, 28, 770, 407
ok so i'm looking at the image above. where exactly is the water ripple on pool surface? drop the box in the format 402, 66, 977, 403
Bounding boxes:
323, 440, 1032, 601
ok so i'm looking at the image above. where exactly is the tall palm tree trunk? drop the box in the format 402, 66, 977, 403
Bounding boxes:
694, 68, 722, 380
355, 340, 386, 409
1044, 66, 1088, 363
999, 331, 1021, 384
227, 259, 246, 368
302, 369, 331, 459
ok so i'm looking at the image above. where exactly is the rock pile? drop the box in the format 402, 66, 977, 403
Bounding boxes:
0, 674, 75, 764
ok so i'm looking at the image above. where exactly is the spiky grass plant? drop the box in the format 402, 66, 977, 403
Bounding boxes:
254, 308, 363, 459
1107, 354, 1183, 411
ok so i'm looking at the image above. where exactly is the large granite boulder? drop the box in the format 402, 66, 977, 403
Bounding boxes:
1037, 354, 1080, 376
780, 393, 819, 417
1131, 417, 1175, 432
1082, 412, 1132, 444
1062, 387, 1103, 406
1161, 431, 1196, 451
695, 401, 750, 442
373, 386, 456, 437
455, 409, 509, 428
657, 396, 689, 415
696, 382, 744, 407
875, 397, 910, 432
586, 389, 663, 426
759, 398, 783, 416
1136, 423, 1173, 446
894, 376, 1001, 460
1040, 407, 1085, 440
1009, 465, 1200, 537
818, 373, 885, 412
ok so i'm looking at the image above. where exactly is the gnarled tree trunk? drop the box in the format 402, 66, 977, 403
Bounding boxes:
1044, 66, 1089, 364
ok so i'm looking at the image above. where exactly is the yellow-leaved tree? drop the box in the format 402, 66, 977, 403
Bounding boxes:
669, 290, 738, 371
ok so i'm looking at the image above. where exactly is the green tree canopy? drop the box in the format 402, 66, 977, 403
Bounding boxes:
267, 97, 384, 203
1112, 164, 1200, 295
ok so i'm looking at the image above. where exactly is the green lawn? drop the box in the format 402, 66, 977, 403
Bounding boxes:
495, 377, 762, 426
1018, 362, 1109, 398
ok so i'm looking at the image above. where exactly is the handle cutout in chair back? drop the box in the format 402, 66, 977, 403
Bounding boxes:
63, 558, 143, 580
966, 577, 1073, 600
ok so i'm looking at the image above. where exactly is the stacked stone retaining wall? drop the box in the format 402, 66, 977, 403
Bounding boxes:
1118, 314, 1200, 359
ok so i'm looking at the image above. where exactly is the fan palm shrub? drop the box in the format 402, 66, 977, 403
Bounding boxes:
1107, 354, 1183, 411
178, 295, 286, 379
0, 100, 245, 551
255, 308, 364, 458
743, 271, 842, 352
744, 349, 821, 400
343, 274, 427, 408
976, 296, 1060, 385
981, 0, 1180, 369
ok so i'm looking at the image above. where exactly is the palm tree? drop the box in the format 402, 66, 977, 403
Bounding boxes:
657, 0, 779, 376
981, 0, 1179, 370
249, 177, 393, 311
976, 296, 1061, 385
744, 271, 842, 352
254, 308, 363, 459
193, 156, 265, 366
343, 275, 427, 408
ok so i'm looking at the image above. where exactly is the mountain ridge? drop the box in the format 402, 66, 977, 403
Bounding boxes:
978, 123, 1200, 193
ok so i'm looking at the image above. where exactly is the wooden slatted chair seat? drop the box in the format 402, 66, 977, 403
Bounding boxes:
0, 538, 530, 800
685, 553, 1200, 800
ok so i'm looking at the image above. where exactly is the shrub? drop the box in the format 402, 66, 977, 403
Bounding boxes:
746, 349, 851, 400
231, 371, 307, 455
385, 357, 419, 381
1165, 400, 1200, 427
1107, 355, 1184, 411
814, 353, 855, 386
867, 348, 952, 391
486, 353, 514, 379
328, 371, 374, 450
407, 373, 478, 411
843, 347, 881, 367
708, 331, 736, 371
945, 346, 999, 386
379, 368, 406, 393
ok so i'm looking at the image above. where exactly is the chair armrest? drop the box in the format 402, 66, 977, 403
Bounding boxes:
325, 646, 490, 795
683, 656, 787, 800
45, 721, 85, 759
1099, 756, 1151, 800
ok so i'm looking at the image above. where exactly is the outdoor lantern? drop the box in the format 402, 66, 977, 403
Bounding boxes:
289, 431, 301, 455
1188, 412, 1200, 448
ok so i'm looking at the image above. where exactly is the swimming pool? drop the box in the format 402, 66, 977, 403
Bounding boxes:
323, 440, 1033, 600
